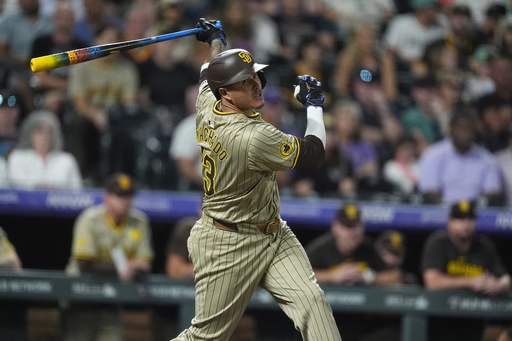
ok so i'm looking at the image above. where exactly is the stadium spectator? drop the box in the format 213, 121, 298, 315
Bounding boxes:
495, 17, 512, 60
331, 100, 393, 197
306, 202, 405, 286
271, 0, 335, 64
418, 109, 502, 205
334, 22, 398, 103
399, 74, 443, 153
72, 0, 122, 45
382, 0, 447, 90
419, 4, 474, 75
0, 0, 51, 68
217, 0, 281, 64
168, 85, 202, 191
120, 2, 156, 67
147, 0, 193, 37
317, 0, 397, 43
434, 70, 466, 135
29, 1, 87, 119
421, 200, 511, 341
63, 172, 154, 341
7, 110, 82, 189
474, 55, 512, 152
383, 134, 419, 197
463, 44, 497, 102
292, 122, 355, 198
475, 93, 512, 153
67, 24, 140, 185
138, 36, 198, 123
306, 203, 407, 340
471, 3, 507, 48
279, 36, 335, 130
0, 0, 52, 114
374, 229, 418, 284
0, 226, 25, 341
495, 131, 512, 206
0, 88, 22, 159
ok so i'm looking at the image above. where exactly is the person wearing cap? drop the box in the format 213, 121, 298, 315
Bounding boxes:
306, 203, 405, 286
421, 200, 511, 341
306, 203, 406, 340
383, 0, 447, 77
170, 18, 341, 341
63, 172, 154, 341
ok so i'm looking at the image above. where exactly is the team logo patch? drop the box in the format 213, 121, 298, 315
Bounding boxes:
128, 229, 142, 241
118, 175, 131, 190
279, 142, 293, 157
238, 52, 252, 63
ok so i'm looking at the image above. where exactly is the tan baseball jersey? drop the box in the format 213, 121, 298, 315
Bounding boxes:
196, 74, 300, 225
66, 204, 153, 275
170, 61, 341, 341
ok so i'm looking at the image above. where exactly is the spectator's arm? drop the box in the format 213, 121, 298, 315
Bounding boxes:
423, 268, 478, 290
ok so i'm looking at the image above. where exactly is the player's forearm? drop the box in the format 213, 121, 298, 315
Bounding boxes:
204, 39, 225, 64
423, 270, 475, 290
304, 106, 326, 148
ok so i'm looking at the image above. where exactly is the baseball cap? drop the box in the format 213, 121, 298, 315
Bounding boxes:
449, 200, 477, 219
336, 203, 362, 227
472, 44, 499, 64
104, 172, 137, 196
375, 230, 406, 255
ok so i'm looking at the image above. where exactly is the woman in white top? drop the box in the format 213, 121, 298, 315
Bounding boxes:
7, 110, 82, 189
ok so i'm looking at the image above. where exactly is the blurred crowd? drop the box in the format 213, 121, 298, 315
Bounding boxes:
1, 0, 512, 207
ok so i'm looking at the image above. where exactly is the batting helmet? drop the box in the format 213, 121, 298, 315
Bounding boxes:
207, 49, 268, 100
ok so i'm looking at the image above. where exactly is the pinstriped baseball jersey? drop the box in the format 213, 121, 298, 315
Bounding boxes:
196, 75, 299, 225
66, 204, 153, 275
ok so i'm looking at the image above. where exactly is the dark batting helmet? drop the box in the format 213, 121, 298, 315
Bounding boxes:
207, 49, 268, 100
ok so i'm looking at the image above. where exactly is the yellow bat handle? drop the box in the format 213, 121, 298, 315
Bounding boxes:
30, 55, 60, 73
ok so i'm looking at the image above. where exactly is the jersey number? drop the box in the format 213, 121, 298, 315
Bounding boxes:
202, 153, 216, 196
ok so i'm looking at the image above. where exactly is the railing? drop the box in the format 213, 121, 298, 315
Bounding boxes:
1, 188, 512, 233
1, 270, 512, 341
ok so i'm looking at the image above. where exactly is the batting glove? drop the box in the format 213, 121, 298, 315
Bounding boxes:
195, 18, 227, 46
294, 75, 325, 108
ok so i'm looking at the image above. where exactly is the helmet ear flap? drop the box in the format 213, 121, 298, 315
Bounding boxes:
257, 71, 267, 89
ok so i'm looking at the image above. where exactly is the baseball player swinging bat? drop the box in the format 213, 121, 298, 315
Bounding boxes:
30, 21, 223, 73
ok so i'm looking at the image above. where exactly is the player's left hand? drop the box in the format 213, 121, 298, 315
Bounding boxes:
294, 75, 324, 108
195, 18, 226, 46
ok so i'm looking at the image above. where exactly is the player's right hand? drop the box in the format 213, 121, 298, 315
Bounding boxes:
294, 75, 324, 108
195, 18, 227, 46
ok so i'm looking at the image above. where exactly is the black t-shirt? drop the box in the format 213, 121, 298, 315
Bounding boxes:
421, 230, 507, 277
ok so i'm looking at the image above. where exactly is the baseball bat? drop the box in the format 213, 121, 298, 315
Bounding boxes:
30, 21, 222, 73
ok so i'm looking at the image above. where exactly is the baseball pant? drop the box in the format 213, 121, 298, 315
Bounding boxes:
171, 214, 342, 341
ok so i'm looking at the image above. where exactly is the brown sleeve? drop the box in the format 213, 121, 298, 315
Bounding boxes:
294, 135, 325, 170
